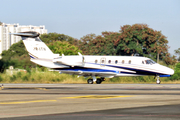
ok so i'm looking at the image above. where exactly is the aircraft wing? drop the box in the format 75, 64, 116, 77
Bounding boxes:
59, 70, 117, 77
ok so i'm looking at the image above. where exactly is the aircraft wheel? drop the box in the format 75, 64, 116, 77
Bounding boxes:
156, 75, 161, 84
156, 80, 161, 84
96, 78, 102, 84
87, 79, 93, 84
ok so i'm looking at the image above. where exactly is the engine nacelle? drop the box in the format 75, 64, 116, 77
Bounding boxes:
53, 56, 85, 67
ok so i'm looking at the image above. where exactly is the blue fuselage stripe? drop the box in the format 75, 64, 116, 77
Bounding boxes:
52, 63, 168, 76
30, 55, 35, 59
59, 68, 118, 73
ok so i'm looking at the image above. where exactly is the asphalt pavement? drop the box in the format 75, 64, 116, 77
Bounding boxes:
0, 84, 180, 120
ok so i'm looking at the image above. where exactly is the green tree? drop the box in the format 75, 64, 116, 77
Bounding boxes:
79, 32, 119, 55
174, 48, 180, 61
115, 24, 167, 57
0, 33, 82, 72
170, 63, 180, 80
78, 24, 176, 65
48, 41, 82, 55
1, 41, 28, 61
0, 41, 36, 72
78, 34, 97, 55
40, 33, 79, 45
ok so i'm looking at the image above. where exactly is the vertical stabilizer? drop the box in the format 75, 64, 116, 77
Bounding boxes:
12, 32, 57, 59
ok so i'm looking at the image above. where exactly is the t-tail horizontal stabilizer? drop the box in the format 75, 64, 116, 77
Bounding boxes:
10, 32, 40, 38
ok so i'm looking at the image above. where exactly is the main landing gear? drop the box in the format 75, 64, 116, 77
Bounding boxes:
87, 77, 105, 84
156, 75, 161, 84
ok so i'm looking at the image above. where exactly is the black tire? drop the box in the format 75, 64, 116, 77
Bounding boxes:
101, 77, 105, 81
87, 79, 93, 84
96, 78, 102, 84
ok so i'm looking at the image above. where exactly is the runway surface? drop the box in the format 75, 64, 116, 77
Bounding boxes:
0, 84, 180, 120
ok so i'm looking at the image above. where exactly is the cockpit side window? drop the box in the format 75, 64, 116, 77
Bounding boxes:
147, 60, 151, 64
145, 59, 156, 65
150, 59, 156, 64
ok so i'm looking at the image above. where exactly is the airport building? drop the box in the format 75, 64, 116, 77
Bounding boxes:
0, 23, 47, 57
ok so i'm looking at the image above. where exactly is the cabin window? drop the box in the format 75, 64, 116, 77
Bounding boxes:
108, 60, 111, 64
115, 60, 118, 64
122, 60, 124, 64
142, 61, 144, 64
102, 60, 104, 63
95, 60, 98, 63
129, 60, 131, 64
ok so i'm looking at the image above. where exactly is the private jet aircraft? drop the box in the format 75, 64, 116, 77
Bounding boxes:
12, 32, 174, 84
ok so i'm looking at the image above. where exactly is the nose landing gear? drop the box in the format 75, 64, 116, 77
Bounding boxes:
156, 75, 161, 84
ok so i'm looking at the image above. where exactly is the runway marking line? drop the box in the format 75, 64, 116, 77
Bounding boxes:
0, 87, 47, 91
62, 95, 133, 99
0, 100, 57, 104
35, 88, 47, 91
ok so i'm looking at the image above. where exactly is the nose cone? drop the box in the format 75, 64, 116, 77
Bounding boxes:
159, 65, 174, 75
169, 68, 174, 75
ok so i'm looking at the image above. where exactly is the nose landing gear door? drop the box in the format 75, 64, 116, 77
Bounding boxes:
100, 57, 106, 67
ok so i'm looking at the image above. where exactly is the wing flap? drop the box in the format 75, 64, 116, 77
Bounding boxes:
59, 70, 117, 76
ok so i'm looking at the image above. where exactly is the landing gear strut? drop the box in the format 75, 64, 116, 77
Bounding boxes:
156, 75, 161, 84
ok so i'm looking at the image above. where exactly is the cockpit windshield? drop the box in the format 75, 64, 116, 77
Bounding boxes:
145, 59, 156, 65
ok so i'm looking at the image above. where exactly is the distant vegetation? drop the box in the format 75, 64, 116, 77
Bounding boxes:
78, 24, 177, 65
169, 63, 180, 80
0, 33, 81, 72
0, 23, 179, 83
0, 67, 180, 84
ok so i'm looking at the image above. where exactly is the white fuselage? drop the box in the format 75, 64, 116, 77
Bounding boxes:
12, 32, 174, 79
31, 55, 174, 78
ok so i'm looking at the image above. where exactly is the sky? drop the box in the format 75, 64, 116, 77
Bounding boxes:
0, 0, 180, 55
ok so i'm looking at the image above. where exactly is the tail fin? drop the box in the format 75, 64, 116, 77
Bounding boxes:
12, 31, 58, 59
